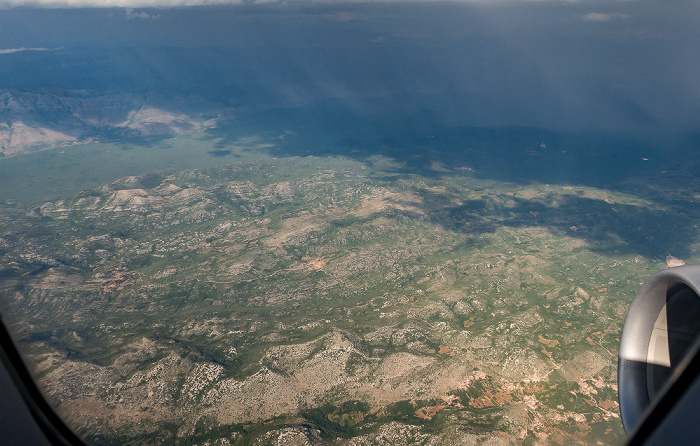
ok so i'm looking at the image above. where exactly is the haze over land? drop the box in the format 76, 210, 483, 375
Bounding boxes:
1, 2, 700, 445
2, 2, 700, 139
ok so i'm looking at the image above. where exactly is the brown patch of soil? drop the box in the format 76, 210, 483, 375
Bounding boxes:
438, 345, 456, 356
414, 405, 445, 420
538, 334, 559, 348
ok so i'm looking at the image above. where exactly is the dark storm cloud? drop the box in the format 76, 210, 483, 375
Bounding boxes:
0, 1, 699, 135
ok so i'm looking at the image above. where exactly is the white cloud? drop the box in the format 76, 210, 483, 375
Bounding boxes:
0, 47, 50, 55
0, 0, 642, 9
0, 0, 556, 9
582, 12, 629, 22
0, 0, 249, 7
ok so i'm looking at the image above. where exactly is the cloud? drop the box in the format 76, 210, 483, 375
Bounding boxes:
0, 0, 249, 7
125, 7, 159, 19
582, 12, 629, 22
0, 0, 592, 9
0, 47, 50, 55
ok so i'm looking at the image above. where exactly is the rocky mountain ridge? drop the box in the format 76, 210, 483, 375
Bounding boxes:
0, 89, 222, 157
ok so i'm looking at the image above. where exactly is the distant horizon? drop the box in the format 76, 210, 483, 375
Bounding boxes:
2, 2, 700, 136
0, 0, 588, 10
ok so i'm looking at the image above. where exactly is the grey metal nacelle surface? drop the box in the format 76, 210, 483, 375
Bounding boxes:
618, 264, 700, 434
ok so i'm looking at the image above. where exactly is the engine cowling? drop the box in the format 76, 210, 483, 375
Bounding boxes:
618, 264, 700, 433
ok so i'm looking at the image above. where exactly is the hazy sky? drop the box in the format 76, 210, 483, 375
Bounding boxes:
0, 0, 602, 8
1, 1, 699, 135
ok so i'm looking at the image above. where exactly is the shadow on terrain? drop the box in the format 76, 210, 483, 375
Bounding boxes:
207, 149, 237, 157
204, 103, 686, 193
196, 104, 700, 260
397, 188, 695, 260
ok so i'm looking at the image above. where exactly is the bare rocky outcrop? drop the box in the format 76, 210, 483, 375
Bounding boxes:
0, 89, 222, 157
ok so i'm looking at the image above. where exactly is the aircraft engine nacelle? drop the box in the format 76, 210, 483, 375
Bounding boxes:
618, 264, 700, 435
